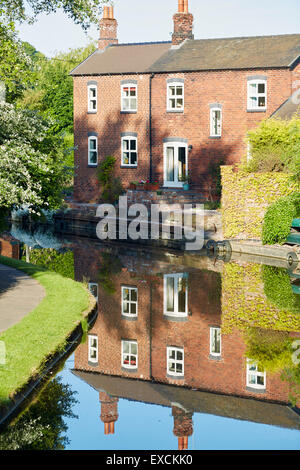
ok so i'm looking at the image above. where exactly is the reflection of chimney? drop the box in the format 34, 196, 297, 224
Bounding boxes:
172, 0, 194, 46
100, 392, 119, 435
98, 5, 118, 50
172, 405, 193, 450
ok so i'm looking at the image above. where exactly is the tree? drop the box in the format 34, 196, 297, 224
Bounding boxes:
0, 15, 33, 101
0, 0, 111, 29
0, 103, 71, 212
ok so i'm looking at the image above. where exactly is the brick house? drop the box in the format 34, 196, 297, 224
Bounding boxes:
71, 0, 300, 203
72, 242, 300, 449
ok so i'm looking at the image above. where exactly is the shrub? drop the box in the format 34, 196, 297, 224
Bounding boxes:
97, 156, 124, 204
262, 192, 300, 245
244, 115, 300, 179
262, 265, 300, 314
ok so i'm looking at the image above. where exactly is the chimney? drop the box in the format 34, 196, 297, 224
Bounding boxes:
100, 392, 119, 435
172, 405, 194, 451
172, 0, 194, 46
98, 5, 118, 50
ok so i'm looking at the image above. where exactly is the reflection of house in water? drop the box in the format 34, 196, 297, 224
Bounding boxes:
72, 244, 300, 449
0, 234, 21, 259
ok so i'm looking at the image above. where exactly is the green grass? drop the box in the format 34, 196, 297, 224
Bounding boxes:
0, 256, 94, 406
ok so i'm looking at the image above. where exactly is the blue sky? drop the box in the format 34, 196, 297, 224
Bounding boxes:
16, 0, 300, 57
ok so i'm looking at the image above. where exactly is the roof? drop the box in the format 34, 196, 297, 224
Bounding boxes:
271, 96, 300, 119
70, 42, 171, 76
70, 34, 300, 77
72, 370, 300, 430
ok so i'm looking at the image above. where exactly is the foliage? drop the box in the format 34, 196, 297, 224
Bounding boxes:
0, 377, 78, 450
244, 116, 300, 180
0, 103, 72, 212
262, 265, 300, 314
0, 255, 93, 405
221, 166, 299, 240
244, 328, 293, 373
23, 248, 75, 279
0, 0, 110, 29
221, 262, 300, 333
0, 15, 33, 101
281, 366, 300, 407
98, 252, 123, 295
19, 43, 96, 134
262, 193, 300, 245
97, 156, 124, 204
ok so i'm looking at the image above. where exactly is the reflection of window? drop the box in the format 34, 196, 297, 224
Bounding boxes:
246, 359, 266, 389
167, 82, 184, 111
121, 136, 138, 166
122, 286, 138, 317
88, 335, 98, 363
122, 340, 138, 369
88, 84, 97, 112
88, 136, 98, 166
210, 108, 222, 137
247, 79, 267, 110
210, 327, 221, 356
167, 346, 184, 376
121, 84, 137, 112
88, 283, 98, 302
164, 274, 188, 317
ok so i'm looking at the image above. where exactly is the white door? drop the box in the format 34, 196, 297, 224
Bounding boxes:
164, 143, 188, 188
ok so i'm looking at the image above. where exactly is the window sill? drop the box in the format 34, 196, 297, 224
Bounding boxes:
121, 367, 138, 373
209, 135, 222, 139
88, 361, 99, 367
166, 109, 184, 114
87, 164, 98, 168
163, 314, 188, 322
209, 354, 222, 361
167, 374, 185, 380
120, 165, 138, 169
120, 111, 137, 114
87, 111, 97, 114
122, 314, 138, 322
246, 386, 266, 394
247, 109, 267, 113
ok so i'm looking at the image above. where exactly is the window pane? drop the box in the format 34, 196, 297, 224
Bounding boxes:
123, 288, 130, 300
176, 98, 183, 108
123, 87, 129, 96
176, 86, 183, 96
89, 139, 96, 150
169, 361, 175, 372
169, 86, 176, 96
130, 153, 137, 165
123, 302, 129, 313
258, 96, 265, 107
166, 147, 175, 181
178, 278, 186, 313
257, 375, 265, 386
130, 139, 136, 151
258, 83, 265, 94
123, 342, 129, 353
130, 98, 137, 109
177, 350, 183, 361
131, 343, 137, 355
166, 277, 175, 312
176, 363, 183, 374
123, 153, 129, 165
130, 87, 136, 96
89, 151, 97, 164
131, 303, 137, 314
123, 98, 130, 110
123, 140, 129, 151
169, 349, 176, 360
131, 289, 137, 302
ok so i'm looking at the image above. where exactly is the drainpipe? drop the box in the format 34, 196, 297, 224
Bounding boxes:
149, 73, 155, 183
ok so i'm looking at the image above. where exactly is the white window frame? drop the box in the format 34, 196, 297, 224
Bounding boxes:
163, 141, 188, 188
121, 136, 138, 167
88, 335, 98, 364
210, 107, 222, 137
121, 340, 138, 369
87, 84, 97, 113
210, 327, 221, 357
164, 273, 188, 317
122, 286, 138, 317
167, 346, 184, 377
121, 83, 138, 112
167, 82, 184, 112
247, 79, 267, 111
88, 136, 98, 166
88, 282, 98, 302
246, 359, 266, 389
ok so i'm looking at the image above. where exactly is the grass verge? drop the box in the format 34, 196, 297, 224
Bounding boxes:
0, 255, 95, 406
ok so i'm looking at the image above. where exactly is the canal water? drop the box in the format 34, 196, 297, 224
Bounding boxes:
0, 223, 300, 450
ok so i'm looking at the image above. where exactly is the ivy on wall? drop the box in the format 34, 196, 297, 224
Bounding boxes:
221, 262, 300, 333
221, 166, 300, 240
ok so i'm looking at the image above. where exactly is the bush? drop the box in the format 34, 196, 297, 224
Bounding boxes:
262, 193, 300, 245
244, 116, 300, 179
97, 156, 124, 204
262, 265, 300, 314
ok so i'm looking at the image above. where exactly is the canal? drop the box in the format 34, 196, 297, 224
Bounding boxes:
0, 223, 300, 450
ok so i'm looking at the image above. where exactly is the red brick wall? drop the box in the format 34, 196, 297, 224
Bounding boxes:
0, 238, 20, 259
74, 67, 294, 203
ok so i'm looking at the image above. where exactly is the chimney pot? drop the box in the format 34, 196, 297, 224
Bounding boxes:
103, 6, 109, 19
109, 6, 114, 19
178, 0, 184, 13
184, 0, 189, 13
